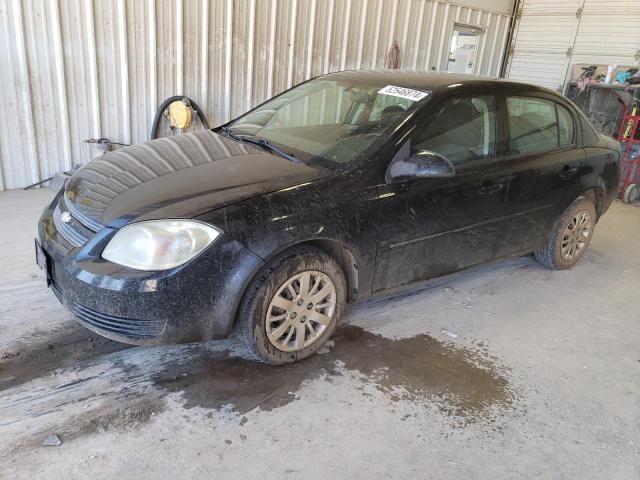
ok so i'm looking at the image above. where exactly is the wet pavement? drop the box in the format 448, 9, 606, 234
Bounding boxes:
0, 325, 131, 390
1, 321, 517, 446
155, 325, 514, 419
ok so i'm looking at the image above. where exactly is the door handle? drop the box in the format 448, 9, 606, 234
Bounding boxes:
559, 166, 578, 179
477, 183, 505, 195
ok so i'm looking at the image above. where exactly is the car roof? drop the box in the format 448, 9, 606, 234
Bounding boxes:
321, 69, 559, 97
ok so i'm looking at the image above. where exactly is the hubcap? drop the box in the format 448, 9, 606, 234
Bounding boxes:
265, 271, 336, 352
561, 210, 592, 261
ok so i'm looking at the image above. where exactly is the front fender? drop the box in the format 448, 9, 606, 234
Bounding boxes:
196, 174, 380, 300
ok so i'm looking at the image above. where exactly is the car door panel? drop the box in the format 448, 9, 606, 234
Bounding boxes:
500, 149, 584, 254
372, 90, 516, 292
500, 94, 584, 254
373, 160, 510, 292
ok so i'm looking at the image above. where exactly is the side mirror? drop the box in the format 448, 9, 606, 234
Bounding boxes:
386, 150, 456, 183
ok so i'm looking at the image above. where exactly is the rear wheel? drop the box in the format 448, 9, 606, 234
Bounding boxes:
235, 246, 346, 365
623, 183, 639, 204
534, 197, 596, 269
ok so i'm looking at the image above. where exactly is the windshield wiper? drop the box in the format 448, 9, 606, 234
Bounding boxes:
219, 125, 239, 141
218, 127, 300, 164
234, 134, 301, 164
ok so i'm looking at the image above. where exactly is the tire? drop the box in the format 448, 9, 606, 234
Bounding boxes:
534, 196, 596, 269
235, 245, 347, 365
623, 183, 639, 204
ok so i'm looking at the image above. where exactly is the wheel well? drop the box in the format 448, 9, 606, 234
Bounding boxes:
303, 239, 359, 302
233, 239, 359, 327
581, 187, 605, 219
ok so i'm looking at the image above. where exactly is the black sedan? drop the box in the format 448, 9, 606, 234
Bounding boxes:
37, 70, 620, 364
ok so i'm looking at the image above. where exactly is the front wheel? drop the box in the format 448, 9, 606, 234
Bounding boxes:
534, 197, 596, 269
235, 246, 347, 365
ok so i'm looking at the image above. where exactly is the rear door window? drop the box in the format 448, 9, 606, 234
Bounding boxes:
506, 96, 575, 154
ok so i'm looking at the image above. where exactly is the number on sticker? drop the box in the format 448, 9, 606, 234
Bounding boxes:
377, 85, 430, 102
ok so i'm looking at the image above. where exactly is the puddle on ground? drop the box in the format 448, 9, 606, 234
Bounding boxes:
0, 324, 131, 390
155, 325, 514, 421
1, 323, 515, 442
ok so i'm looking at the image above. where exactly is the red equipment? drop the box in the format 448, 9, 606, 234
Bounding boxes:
616, 98, 640, 203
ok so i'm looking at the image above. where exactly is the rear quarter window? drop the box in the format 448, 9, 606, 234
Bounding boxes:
578, 110, 600, 146
557, 104, 575, 146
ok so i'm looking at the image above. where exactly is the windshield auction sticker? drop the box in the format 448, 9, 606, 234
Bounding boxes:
378, 85, 430, 101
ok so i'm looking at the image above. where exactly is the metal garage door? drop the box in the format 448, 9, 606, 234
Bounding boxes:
570, 1, 640, 67
507, 0, 640, 91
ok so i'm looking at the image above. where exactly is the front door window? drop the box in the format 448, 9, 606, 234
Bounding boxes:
413, 95, 497, 166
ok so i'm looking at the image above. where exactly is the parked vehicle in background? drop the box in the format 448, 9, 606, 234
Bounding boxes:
36, 70, 620, 364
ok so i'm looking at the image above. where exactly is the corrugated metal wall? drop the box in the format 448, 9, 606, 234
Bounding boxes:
0, 0, 512, 190
506, 0, 640, 91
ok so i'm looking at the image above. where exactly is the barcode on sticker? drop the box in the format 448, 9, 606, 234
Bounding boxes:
378, 85, 430, 101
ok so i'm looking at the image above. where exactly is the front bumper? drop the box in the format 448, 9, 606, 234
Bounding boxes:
37, 194, 264, 345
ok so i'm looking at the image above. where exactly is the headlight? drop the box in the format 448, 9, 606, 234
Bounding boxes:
102, 220, 221, 271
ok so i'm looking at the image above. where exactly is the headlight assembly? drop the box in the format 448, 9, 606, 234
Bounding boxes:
102, 220, 221, 271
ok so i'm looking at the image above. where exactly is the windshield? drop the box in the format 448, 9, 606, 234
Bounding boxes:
226, 78, 429, 169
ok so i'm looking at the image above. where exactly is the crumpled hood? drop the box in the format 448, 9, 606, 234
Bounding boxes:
64, 130, 330, 228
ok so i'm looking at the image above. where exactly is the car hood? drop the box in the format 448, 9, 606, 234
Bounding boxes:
64, 130, 331, 228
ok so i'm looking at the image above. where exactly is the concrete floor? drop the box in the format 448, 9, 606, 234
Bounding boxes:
0, 189, 638, 479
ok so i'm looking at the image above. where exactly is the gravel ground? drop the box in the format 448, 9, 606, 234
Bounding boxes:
0, 188, 638, 479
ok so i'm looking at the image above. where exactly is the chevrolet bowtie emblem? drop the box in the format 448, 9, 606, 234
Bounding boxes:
60, 211, 72, 223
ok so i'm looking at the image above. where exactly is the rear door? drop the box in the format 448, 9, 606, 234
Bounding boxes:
499, 93, 584, 254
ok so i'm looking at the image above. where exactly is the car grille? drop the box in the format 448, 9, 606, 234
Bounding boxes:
50, 281, 64, 304
53, 204, 89, 247
71, 303, 166, 339
63, 196, 104, 232
52, 195, 102, 248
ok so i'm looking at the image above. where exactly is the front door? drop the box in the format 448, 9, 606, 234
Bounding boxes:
372, 92, 510, 292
